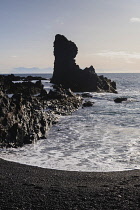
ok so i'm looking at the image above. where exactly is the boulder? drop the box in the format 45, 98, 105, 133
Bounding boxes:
51, 34, 117, 93
114, 97, 127, 103
82, 101, 94, 107
81, 93, 93, 98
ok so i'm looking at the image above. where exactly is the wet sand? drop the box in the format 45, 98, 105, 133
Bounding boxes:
0, 158, 140, 209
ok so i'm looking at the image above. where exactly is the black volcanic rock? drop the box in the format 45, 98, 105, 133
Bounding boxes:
51, 34, 117, 93
82, 101, 94, 107
7, 80, 44, 95
81, 93, 93, 98
0, 90, 53, 147
0, 74, 47, 82
0, 76, 82, 147
0, 74, 46, 95
114, 97, 127, 103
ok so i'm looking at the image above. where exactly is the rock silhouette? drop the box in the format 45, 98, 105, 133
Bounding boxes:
51, 34, 117, 93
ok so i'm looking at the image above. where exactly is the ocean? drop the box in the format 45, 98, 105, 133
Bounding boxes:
0, 73, 140, 172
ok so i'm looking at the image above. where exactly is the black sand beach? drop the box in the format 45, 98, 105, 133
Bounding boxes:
1, 158, 140, 209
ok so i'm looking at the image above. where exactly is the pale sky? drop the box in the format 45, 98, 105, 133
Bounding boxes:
0, 0, 140, 74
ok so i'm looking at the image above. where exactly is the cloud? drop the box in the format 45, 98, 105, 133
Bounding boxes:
10, 55, 18, 58
130, 17, 140, 23
95, 51, 140, 59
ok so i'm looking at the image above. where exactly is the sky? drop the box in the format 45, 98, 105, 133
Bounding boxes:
0, 0, 140, 74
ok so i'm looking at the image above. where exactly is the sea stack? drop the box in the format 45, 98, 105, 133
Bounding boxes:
51, 34, 117, 93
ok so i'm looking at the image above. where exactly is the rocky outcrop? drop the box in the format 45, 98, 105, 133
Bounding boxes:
114, 97, 127, 103
8, 81, 43, 95
0, 75, 46, 95
0, 76, 82, 147
0, 74, 47, 82
0, 91, 55, 147
51, 34, 117, 93
82, 101, 94, 107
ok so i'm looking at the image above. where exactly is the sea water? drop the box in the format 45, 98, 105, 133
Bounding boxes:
0, 73, 140, 172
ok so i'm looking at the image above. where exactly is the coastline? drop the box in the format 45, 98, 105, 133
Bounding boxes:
1, 158, 140, 209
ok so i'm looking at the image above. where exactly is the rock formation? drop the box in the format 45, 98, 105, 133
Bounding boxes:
82, 101, 94, 107
51, 34, 117, 93
0, 74, 46, 95
114, 97, 127, 103
0, 75, 82, 147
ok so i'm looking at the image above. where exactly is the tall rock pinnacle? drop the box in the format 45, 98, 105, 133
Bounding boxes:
51, 34, 117, 93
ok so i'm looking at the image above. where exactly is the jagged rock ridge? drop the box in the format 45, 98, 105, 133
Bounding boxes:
0, 76, 82, 147
51, 34, 117, 93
